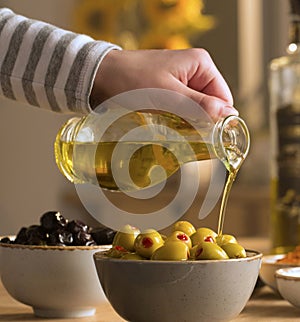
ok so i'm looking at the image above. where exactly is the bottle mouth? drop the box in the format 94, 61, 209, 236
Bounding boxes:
213, 115, 250, 171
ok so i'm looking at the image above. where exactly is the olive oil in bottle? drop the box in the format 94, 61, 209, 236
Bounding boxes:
55, 140, 213, 191
55, 110, 249, 193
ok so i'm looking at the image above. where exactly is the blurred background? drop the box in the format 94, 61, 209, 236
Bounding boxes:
0, 0, 289, 237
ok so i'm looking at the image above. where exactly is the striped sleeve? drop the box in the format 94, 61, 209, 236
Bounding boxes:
0, 8, 121, 114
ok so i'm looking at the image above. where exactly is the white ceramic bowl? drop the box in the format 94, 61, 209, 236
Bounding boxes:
259, 254, 299, 292
0, 238, 111, 318
94, 250, 262, 322
275, 267, 300, 308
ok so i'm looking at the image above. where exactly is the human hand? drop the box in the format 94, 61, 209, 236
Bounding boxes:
91, 48, 238, 121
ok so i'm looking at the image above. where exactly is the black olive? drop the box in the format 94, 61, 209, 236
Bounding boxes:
0, 237, 11, 244
40, 211, 67, 232
91, 227, 116, 245
8, 211, 111, 247
26, 225, 47, 245
73, 230, 95, 246
67, 220, 89, 234
48, 229, 73, 246
14, 227, 29, 244
85, 239, 97, 246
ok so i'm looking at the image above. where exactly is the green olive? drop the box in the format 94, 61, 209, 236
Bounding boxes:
190, 227, 217, 246
172, 221, 196, 237
112, 224, 140, 251
215, 234, 237, 247
221, 243, 246, 258
194, 241, 229, 260
121, 253, 145, 260
189, 245, 198, 260
134, 229, 164, 258
160, 234, 168, 241
106, 245, 129, 258
165, 231, 192, 249
151, 241, 189, 261
108, 223, 247, 262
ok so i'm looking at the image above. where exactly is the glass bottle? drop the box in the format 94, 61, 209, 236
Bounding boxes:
54, 89, 249, 192
269, 0, 300, 253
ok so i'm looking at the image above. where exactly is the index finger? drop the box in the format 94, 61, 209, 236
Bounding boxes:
185, 49, 234, 105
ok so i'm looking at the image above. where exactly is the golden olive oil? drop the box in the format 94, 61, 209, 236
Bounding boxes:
217, 145, 246, 236
55, 140, 214, 191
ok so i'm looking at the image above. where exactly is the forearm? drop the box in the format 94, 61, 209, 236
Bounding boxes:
0, 8, 121, 114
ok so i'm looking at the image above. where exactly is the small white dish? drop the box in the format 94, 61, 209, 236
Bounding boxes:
259, 254, 299, 292
275, 267, 300, 308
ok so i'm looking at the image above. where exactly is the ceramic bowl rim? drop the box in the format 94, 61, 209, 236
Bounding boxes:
93, 249, 262, 264
275, 267, 300, 280
261, 254, 300, 269
261, 254, 289, 265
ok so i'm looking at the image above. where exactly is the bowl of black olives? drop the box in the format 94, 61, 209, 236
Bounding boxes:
0, 211, 116, 318
93, 221, 262, 322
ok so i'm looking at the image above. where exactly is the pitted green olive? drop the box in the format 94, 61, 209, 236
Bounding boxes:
151, 241, 189, 261
189, 245, 198, 260
172, 221, 196, 237
194, 241, 229, 260
221, 243, 246, 258
190, 227, 217, 246
215, 234, 237, 246
165, 231, 192, 249
134, 229, 164, 258
107, 222, 248, 262
112, 224, 140, 251
106, 245, 129, 258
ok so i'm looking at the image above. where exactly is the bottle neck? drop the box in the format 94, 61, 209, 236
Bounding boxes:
289, 0, 300, 43
287, 17, 300, 54
58, 117, 87, 143
287, 0, 300, 53
212, 116, 250, 173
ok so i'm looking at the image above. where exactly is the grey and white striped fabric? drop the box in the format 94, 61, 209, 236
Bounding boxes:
0, 8, 121, 114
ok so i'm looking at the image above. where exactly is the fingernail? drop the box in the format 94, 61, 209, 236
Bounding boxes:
225, 105, 239, 116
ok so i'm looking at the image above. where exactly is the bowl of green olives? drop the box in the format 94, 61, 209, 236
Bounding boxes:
0, 211, 116, 318
93, 221, 262, 322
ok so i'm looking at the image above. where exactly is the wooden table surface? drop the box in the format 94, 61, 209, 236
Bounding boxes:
1, 238, 300, 322
0, 281, 124, 322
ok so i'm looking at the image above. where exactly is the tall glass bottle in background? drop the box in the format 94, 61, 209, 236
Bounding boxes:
269, 0, 300, 253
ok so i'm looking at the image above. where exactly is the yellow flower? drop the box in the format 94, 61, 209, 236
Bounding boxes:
140, 31, 191, 49
72, 0, 123, 42
165, 34, 191, 49
72, 0, 216, 49
141, 0, 204, 32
